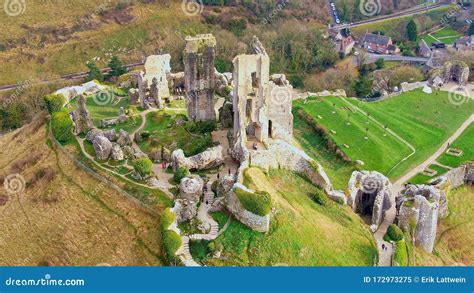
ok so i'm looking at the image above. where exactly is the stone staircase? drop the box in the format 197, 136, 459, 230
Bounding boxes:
177, 183, 221, 266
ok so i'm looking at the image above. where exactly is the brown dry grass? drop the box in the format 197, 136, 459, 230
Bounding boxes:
0, 120, 164, 266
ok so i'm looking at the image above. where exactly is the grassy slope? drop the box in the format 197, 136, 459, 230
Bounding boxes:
0, 121, 164, 265
414, 185, 474, 266
294, 96, 412, 179
422, 27, 462, 45
351, 89, 474, 179
292, 110, 357, 190
409, 164, 449, 185
206, 168, 377, 266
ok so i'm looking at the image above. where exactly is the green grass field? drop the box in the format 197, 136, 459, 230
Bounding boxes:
294, 89, 474, 185
409, 164, 449, 185
437, 124, 474, 168
422, 27, 462, 45
202, 168, 377, 266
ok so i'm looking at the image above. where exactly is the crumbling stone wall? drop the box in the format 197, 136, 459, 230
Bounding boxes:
135, 54, 171, 109
430, 60, 470, 86
171, 145, 224, 172
184, 34, 216, 121
175, 175, 204, 223
73, 95, 94, 134
396, 185, 447, 253
224, 183, 270, 232
347, 171, 392, 230
232, 37, 293, 158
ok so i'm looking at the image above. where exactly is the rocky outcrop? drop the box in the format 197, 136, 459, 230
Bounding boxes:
396, 185, 447, 253
175, 176, 204, 223
93, 136, 113, 160
347, 171, 392, 230
225, 183, 270, 233
117, 129, 133, 146
171, 145, 224, 171
111, 143, 124, 161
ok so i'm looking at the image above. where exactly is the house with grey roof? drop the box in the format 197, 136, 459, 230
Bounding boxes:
359, 32, 398, 54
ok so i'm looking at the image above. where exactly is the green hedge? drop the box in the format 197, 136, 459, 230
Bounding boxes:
160, 208, 176, 230
44, 94, 66, 114
393, 240, 408, 266
51, 109, 74, 144
386, 224, 404, 242
132, 157, 153, 177
173, 167, 190, 183
162, 230, 182, 263
235, 187, 272, 216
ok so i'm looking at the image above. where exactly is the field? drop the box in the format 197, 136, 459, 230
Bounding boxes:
437, 124, 474, 168
0, 120, 165, 265
294, 89, 474, 186
414, 185, 474, 266
409, 124, 474, 184
422, 26, 462, 45
351, 6, 452, 41
197, 168, 377, 266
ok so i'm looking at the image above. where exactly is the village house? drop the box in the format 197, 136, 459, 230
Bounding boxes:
331, 28, 355, 57
360, 32, 399, 55
418, 39, 433, 58
453, 35, 474, 51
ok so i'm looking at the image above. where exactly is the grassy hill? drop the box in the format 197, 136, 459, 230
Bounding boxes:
0, 118, 165, 265
294, 89, 474, 188
198, 168, 377, 266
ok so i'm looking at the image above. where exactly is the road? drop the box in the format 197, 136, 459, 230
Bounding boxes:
331, 2, 449, 30
366, 54, 428, 63
0, 62, 145, 93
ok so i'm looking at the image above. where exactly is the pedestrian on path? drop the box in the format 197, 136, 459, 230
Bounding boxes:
382, 244, 385, 251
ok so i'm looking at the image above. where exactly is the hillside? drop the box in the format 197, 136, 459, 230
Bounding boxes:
0, 117, 165, 266
198, 168, 377, 266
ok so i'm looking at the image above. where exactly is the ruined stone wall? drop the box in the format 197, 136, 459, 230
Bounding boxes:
184, 34, 216, 121
225, 183, 270, 233
144, 54, 171, 99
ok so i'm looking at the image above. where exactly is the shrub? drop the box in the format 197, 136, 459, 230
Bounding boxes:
132, 157, 153, 178
162, 230, 182, 263
393, 240, 408, 266
173, 167, 190, 183
160, 208, 176, 230
44, 94, 65, 114
311, 190, 327, 206
51, 110, 74, 143
386, 224, 404, 242
234, 187, 272, 216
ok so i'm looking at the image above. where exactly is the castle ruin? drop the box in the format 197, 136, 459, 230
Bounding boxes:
184, 34, 217, 121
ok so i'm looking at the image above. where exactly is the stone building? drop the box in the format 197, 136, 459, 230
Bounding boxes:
232, 36, 293, 152
135, 54, 171, 108
396, 185, 447, 253
347, 171, 392, 230
184, 34, 217, 121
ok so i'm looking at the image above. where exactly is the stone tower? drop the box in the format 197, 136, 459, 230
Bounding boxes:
184, 34, 216, 121
73, 94, 94, 134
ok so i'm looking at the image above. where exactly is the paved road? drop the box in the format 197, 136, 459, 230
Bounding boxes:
366, 54, 429, 63
331, 2, 449, 30
0, 62, 144, 92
